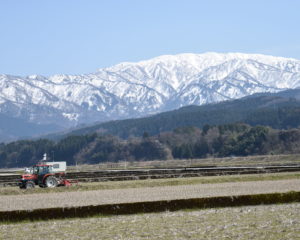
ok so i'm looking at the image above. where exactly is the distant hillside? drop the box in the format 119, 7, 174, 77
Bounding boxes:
50, 89, 300, 139
0, 113, 62, 142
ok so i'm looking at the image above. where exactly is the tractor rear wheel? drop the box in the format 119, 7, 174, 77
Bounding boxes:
45, 176, 58, 188
25, 181, 35, 189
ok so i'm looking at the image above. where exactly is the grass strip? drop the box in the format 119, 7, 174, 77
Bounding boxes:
0, 191, 299, 223
1, 172, 299, 196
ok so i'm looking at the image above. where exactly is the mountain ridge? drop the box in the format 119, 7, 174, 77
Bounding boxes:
45, 88, 300, 140
1, 52, 300, 140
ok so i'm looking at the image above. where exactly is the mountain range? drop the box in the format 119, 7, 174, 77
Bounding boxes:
1, 52, 300, 141
48, 88, 300, 140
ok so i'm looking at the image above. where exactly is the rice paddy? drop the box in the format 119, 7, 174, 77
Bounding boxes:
1, 203, 299, 240
0, 179, 299, 211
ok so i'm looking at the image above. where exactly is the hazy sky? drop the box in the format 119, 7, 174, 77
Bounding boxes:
1, 0, 300, 76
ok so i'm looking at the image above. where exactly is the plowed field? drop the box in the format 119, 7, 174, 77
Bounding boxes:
1, 179, 300, 211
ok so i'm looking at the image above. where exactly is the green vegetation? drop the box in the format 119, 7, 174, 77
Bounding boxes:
1, 172, 299, 196
1, 122, 300, 168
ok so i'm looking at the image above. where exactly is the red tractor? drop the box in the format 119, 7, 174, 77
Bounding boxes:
19, 164, 71, 189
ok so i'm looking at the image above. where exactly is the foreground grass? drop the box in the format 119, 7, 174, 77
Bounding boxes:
1, 203, 299, 239
1, 171, 300, 196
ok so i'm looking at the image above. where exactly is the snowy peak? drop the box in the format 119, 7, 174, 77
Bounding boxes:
1, 52, 300, 138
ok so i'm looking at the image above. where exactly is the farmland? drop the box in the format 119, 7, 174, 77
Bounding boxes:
68, 154, 300, 171
0, 162, 299, 238
0, 171, 300, 196
1, 203, 299, 240
1, 179, 299, 211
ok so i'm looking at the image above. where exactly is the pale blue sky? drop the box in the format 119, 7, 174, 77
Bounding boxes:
0, 0, 300, 76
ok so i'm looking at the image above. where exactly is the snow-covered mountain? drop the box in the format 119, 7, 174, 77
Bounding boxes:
1, 52, 300, 139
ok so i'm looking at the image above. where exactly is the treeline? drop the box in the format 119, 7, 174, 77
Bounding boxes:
1, 123, 300, 168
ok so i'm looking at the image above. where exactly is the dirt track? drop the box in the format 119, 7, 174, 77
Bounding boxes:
1, 179, 300, 211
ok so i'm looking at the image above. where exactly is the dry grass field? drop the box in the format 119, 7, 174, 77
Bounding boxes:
1, 170, 299, 239
1, 203, 299, 240
1, 179, 300, 211
1, 171, 300, 196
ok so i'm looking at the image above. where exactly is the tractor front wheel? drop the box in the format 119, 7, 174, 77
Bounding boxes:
45, 176, 58, 188
25, 181, 35, 189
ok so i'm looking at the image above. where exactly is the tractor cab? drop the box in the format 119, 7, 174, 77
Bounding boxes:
33, 164, 54, 186
33, 164, 54, 175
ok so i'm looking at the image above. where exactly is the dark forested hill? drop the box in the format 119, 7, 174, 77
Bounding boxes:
2, 123, 300, 168
2, 89, 300, 168
51, 89, 300, 139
